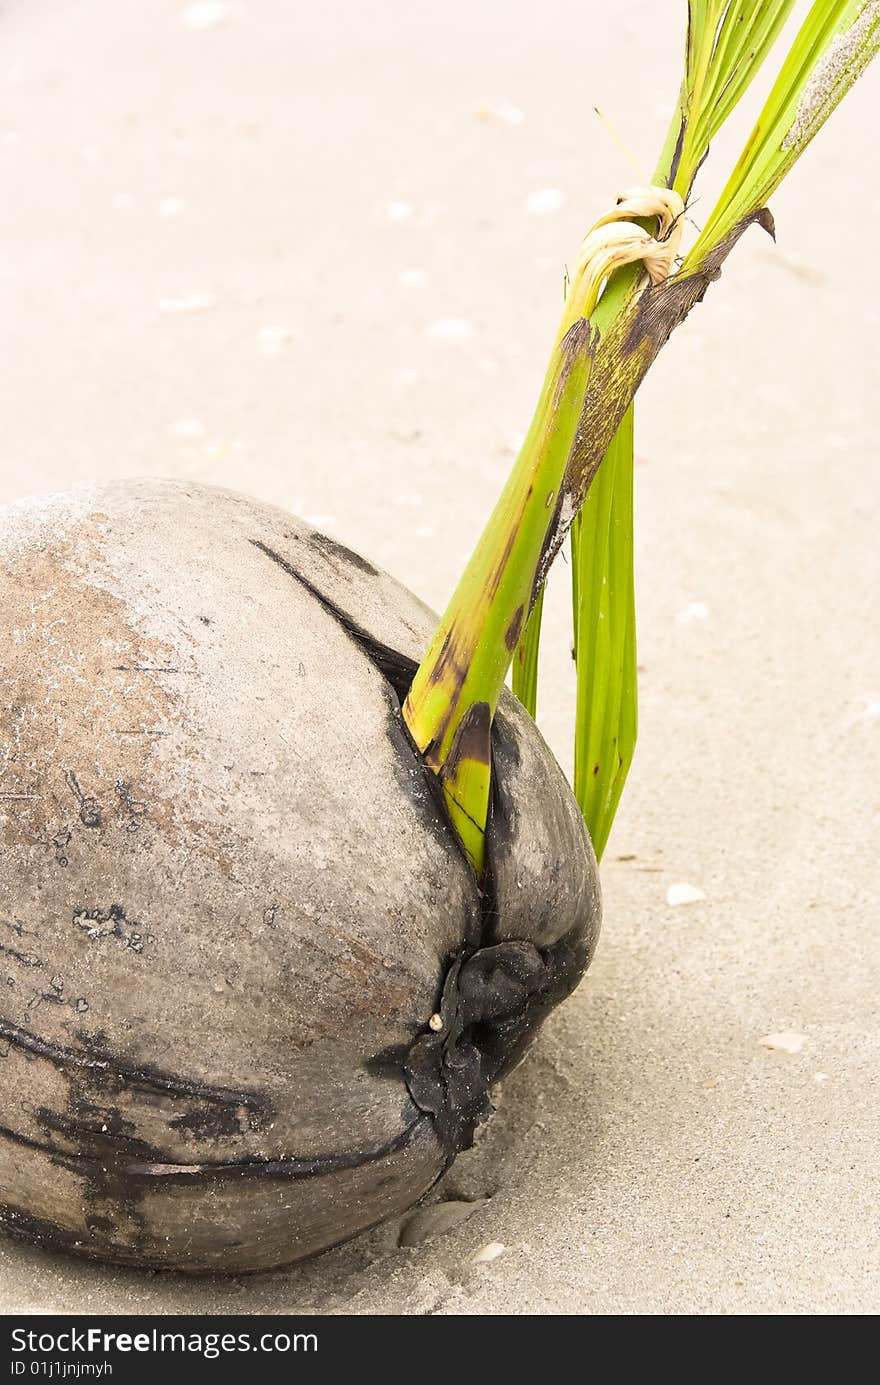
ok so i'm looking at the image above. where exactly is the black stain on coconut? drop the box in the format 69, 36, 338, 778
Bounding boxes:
123, 1118, 427, 1184
51, 830, 71, 868
168, 1101, 257, 1142
0, 1202, 124, 1264
0, 1113, 436, 1270
307, 530, 380, 577
0, 1019, 270, 1123
0, 941, 42, 970
63, 770, 102, 829
72, 904, 148, 955
0, 1015, 286, 1264
114, 781, 148, 831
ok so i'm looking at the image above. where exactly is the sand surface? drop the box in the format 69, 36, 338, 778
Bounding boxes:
1, 0, 878, 1315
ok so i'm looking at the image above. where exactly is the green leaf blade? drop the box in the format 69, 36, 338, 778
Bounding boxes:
571, 404, 637, 861
512, 583, 545, 720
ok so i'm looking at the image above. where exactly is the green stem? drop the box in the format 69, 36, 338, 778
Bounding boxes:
403, 320, 595, 875
571, 404, 637, 861
512, 582, 545, 720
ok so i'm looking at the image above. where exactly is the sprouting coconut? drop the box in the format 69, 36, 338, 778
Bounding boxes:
1, 2, 877, 1272
0, 480, 599, 1271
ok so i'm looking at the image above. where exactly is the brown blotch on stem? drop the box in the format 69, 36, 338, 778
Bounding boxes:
441, 702, 492, 780
536, 207, 775, 583
505, 605, 525, 653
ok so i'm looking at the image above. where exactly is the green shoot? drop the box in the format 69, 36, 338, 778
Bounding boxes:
403, 322, 595, 875
686, 0, 880, 268
512, 583, 545, 720
572, 404, 637, 862
403, 205, 680, 875
567, 1, 797, 858
541, 0, 879, 578
666, 1, 797, 195
405, 0, 878, 878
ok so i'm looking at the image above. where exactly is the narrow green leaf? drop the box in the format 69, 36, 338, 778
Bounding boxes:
687, 0, 880, 266
564, 0, 789, 863
571, 404, 637, 861
664, 2, 796, 193
512, 582, 545, 720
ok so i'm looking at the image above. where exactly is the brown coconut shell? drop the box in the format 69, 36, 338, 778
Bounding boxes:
0, 479, 600, 1272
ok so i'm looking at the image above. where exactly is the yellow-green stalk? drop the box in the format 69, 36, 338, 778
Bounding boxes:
403, 203, 682, 875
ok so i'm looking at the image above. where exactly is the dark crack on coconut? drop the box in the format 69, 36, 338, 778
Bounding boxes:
250, 539, 417, 697
250, 537, 592, 1163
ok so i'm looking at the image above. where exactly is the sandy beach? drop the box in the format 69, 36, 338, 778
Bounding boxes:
1, 0, 878, 1314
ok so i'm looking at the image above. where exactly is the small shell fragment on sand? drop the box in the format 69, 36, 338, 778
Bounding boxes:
180, 3, 233, 29
386, 200, 413, 223
392, 368, 420, 388
666, 882, 706, 907
759, 1031, 808, 1055
675, 601, 710, 625
159, 197, 184, 218
428, 318, 473, 342
471, 1241, 506, 1264
257, 324, 296, 357
398, 1199, 486, 1248
526, 188, 565, 215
